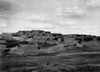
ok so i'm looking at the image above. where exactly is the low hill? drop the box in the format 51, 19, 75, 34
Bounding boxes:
0, 30, 100, 72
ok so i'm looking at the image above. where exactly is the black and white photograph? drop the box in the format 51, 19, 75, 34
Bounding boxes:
0, 0, 100, 72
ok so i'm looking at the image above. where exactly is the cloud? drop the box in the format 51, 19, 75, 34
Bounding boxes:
1, 12, 55, 33
0, 19, 7, 27
56, 7, 87, 20
0, 0, 23, 32
0, 0, 100, 36
0, 0, 20, 18
82, 0, 100, 12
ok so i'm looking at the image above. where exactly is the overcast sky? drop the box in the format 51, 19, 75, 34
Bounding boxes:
0, 0, 100, 36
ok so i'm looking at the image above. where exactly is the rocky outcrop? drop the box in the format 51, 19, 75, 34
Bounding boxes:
0, 30, 99, 56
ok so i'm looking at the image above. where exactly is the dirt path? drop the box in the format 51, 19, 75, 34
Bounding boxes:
57, 51, 100, 56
